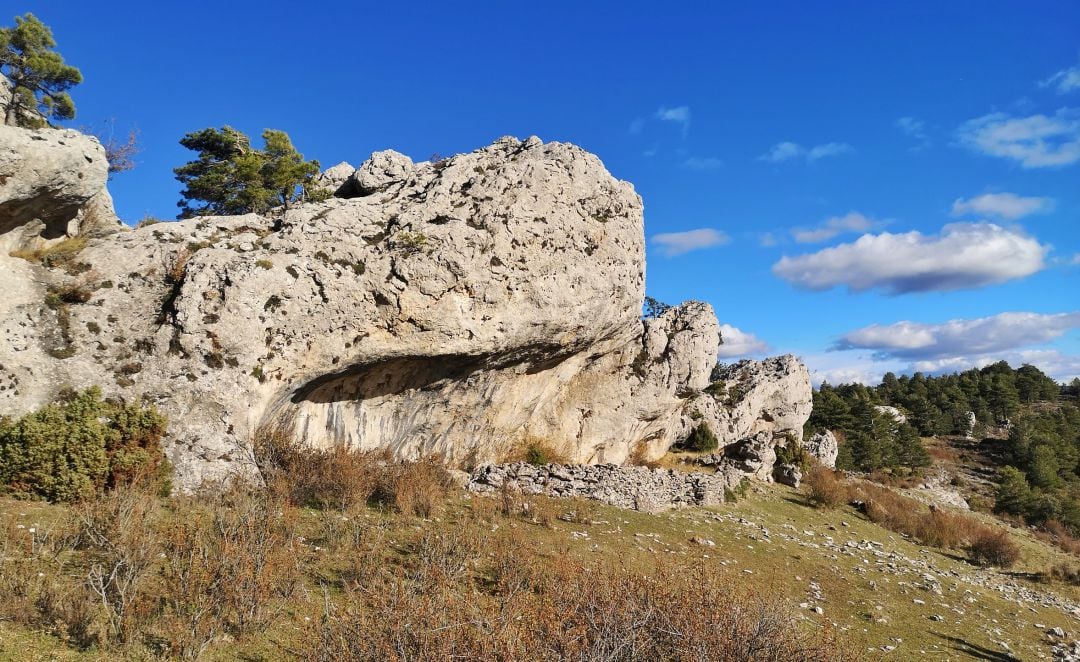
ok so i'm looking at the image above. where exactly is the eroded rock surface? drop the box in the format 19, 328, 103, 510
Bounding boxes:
688, 355, 812, 446
805, 430, 839, 469
0, 123, 119, 248
1, 131, 812, 491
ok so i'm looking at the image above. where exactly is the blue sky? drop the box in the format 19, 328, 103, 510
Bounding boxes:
21, 0, 1080, 384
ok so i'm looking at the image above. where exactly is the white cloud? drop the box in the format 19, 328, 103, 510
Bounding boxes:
772, 222, 1048, 294
759, 232, 778, 247
951, 192, 1054, 220
683, 156, 723, 170
1041, 62, 1080, 94
656, 106, 691, 137
758, 141, 853, 163
910, 350, 1080, 383
650, 228, 730, 257
801, 351, 889, 387
716, 324, 769, 358
957, 109, 1080, 168
1072, 253, 1080, 266
792, 211, 879, 244
835, 311, 1080, 360
806, 142, 854, 160
896, 116, 927, 140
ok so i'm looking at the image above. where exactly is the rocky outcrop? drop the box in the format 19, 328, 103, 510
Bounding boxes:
874, 405, 907, 424
0, 134, 732, 490
0, 124, 120, 249
467, 462, 727, 513
688, 355, 812, 445
0, 129, 813, 492
805, 430, 838, 469
962, 411, 977, 439
311, 161, 354, 196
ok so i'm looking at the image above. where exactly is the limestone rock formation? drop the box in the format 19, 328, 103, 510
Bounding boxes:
804, 430, 839, 469
688, 355, 812, 446
874, 405, 907, 424
311, 161, 354, 196
0, 129, 812, 492
0, 123, 119, 249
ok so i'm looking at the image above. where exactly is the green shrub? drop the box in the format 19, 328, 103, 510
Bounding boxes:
774, 437, 812, 473
683, 422, 718, 453
0, 387, 168, 502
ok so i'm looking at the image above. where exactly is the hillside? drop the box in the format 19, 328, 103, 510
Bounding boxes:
1, 469, 1078, 661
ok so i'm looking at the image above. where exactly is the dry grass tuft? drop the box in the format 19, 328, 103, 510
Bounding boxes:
9, 236, 88, 268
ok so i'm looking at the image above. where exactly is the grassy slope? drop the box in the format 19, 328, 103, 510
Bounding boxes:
0, 481, 1077, 661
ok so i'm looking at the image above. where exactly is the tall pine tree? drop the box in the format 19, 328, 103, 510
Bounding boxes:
0, 13, 81, 127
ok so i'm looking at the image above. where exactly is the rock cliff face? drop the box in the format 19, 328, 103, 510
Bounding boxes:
0, 124, 119, 250
0, 127, 812, 491
690, 355, 812, 445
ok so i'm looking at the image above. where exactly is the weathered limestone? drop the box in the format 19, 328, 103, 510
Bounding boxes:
688, 355, 812, 445
805, 430, 839, 469
0, 129, 813, 492
0, 123, 119, 249
311, 161, 354, 196
467, 462, 727, 513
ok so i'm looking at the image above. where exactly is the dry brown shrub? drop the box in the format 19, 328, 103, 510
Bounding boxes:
165, 247, 190, 286
1036, 520, 1080, 556
1048, 563, 1080, 585
927, 444, 960, 463
253, 418, 380, 512
805, 466, 848, 508
851, 481, 1021, 567
968, 528, 1021, 568
72, 483, 162, 644
627, 441, 661, 469
301, 546, 852, 661
156, 484, 303, 656
373, 456, 453, 518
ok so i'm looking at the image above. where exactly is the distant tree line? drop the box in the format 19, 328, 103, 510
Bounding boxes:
808, 361, 1080, 534
806, 382, 930, 473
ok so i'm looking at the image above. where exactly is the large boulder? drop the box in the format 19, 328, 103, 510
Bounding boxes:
345, 149, 415, 196
0, 135, 725, 490
311, 161, 354, 197
0, 123, 120, 249
804, 430, 839, 469
687, 355, 812, 445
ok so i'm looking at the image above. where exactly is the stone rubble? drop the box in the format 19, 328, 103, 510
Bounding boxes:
467, 462, 729, 513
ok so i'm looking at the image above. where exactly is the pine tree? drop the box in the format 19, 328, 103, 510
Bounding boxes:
174, 127, 320, 219
0, 13, 81, 127
261, 129, 320, 209
994, 466, 1034, 516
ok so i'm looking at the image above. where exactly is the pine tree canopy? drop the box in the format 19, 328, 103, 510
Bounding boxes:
174, 127, 321, 219
0, 13, 82, 127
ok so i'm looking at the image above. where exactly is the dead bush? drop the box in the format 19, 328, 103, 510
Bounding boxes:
627, 441, 661, 469
1037, 520, 1080, 556
302, 550, 851, 661
157, 484, 303, 656
253, 418, 380, 512
373, 456, 453, 518
805, 466, 848, 508
967, 528, 1021, 568
73, 484, 161, 644
1047, 563, 1080, 585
